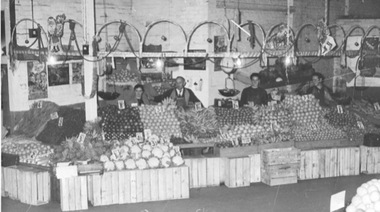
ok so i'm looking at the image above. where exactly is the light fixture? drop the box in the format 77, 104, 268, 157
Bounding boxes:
161, 35, 167, 41
284, 56, 292, 67
234, 56, 242, 68
207, 38, 212, 43
48, 55, 57, 64
155, 58, 164, 69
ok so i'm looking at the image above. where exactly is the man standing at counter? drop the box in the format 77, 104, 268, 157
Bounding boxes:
307, 72, 334, 106
240, 73, 268, 106
155, 76, 202, 109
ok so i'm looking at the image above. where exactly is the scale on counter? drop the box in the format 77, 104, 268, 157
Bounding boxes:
218, 57, 240, 97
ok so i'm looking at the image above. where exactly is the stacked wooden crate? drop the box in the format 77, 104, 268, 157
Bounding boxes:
184, 157, 221, 188
298, 147, 360, 180
261, 148, 300, 186
360, 146, 380, 174
224, 157, 251, 188
87, 166, 189, 206
2, 165, 50, 205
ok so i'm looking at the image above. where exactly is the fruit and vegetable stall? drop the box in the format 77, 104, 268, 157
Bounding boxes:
1, 94, 380, 211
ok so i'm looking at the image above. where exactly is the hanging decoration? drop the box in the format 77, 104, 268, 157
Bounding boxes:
27, 61, 48, 100
316, 18, 336, 56
47, 14, 66, 53
266, 23, 294, 50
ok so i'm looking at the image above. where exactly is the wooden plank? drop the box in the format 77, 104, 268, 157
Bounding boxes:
124, 171, 131, 204
165, 168, 174, 200
87, 175, 93, 204
198, 158, 207, 188
376, 148, 380, 173
36, 172, 43, 203
228, 158, 237, 187
354, 148, 360, 175
1, 168, 5, 197
313, 150, 319, 179
16, 169, 23, 203
130, 170, 137, 203
299, 152, 305, 180
60, 179, 69, 211
184, 159, 192, 188
118, 171, 125, 204
111, 171, 119, 204
74, 176, 81, 210
44, 171, 50, 203
68, 177, 76, 211
206, 158, 214, 186
236, 158, 243, 187
142, 170, 151, 202
252, 154, 261, 183
180, 166, 190, 199
219, 158, 225, 184
243, 157, 250, 186
101, 172, 110, 205
80, 176, 88, 210
213, 158, 221, 186
136, 170, 143, 203
150, 169, 159, 201
325, 149, 331, 178
264, 176, 297, 186
304, 151, 311, 179
192, 159, 199, 188
92, 175, 101, 206
360, 146, 367, 173
25, 169, 31, 204
318, 149, 325, 178
11, 168, 18, 200
173, 167, 181, 199
158, 168, 166, 201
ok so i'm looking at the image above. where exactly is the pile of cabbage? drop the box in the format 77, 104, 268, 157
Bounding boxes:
100, 134, 184, 171
346, 179, 380, 212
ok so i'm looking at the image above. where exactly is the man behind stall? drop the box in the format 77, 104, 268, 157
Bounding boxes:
240, 73, 268, 106
155, 76, 202, 109
307, 72, 334, 107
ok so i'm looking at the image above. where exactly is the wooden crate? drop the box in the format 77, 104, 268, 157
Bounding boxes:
360, 146, 380, 174
60, 176, 88, 211
224, 157, 250, 188
249, 154, 261, 183
262, 163, 299, 178
298, 147, 360, 180
261, 174, 297, 186
184, 157, 221, 188
262, 147, 300, 166
2, 165, 51, 205
295, 139, 362, 150
87, 166, 189, 206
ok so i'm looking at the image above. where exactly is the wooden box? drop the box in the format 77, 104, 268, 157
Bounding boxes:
224, 157, 250, 188
261, 174, 297, 186
262, 147, 300, 166
298, 147, 360, 180
60, 176, 88, 211
295, 139, 362, 150
249, 154, 261, 183
360, 145, 380, 174
184, 157, 221, 188
2, 165, 51, 205
87, 166, 189, 206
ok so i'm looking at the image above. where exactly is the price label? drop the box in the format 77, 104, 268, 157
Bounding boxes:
241, 136, 251, 144
37, 101, 43, 108
311, 124, 318, 130
144, 129, 152, 139
58, 117, 63, 127
374, 102, 380, 111
155, 106, 161, 113
357, 121, 365, 129
218, 100, 222, 107
136, 132, 144, 142
302, 95, 308, 101
337, 105, 343, 114
131, 103, 138, 107
118, 100, 125, 110
50, 112, 59, 120
195, 102, 202, 111
233, 100, 239, 110
76, 132, 86, 144
173, 146, 180, 153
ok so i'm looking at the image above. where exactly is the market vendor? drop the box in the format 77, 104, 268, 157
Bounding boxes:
125, 84, 150, 106
306, 72, 334, 107
240, 73, 268, 106
155, 76, 202, 108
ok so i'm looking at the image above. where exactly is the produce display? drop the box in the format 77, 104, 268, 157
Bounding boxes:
153, 85, 170, 95
106, 71, 140, 84
256, 103, 292, 128
292, 118, 347, 141
284, 94, 322, 125
215, 107, 256, 126
100, 134, 184, 171
325, 108, 358, 128
139, 102, 182, 138
351, 99, 380, 119
176, 107, 219, 139
346, 178, 380, 212
99, 105, 144, 140
2, 140, 54, 166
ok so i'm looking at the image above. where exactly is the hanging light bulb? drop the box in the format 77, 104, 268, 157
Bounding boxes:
284, 56, 292, 67
235, 57, 242, 68
48, 55, 57, 64
155, 58, 164, 70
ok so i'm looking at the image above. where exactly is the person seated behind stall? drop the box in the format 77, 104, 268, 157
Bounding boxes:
155, 76, 202, 109
306, 72, 334, 107
240, 73, 268, 106
126, 84, 150, 106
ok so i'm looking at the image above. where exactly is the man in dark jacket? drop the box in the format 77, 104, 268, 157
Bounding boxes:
155, 76, 202, 108
307, 72, 334, 107
240, 73, 268, 106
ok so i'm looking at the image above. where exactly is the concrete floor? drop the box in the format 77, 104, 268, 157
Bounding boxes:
2, 174, 380, 212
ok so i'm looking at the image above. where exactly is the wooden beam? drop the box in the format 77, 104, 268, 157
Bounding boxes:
216, 1, 295, 13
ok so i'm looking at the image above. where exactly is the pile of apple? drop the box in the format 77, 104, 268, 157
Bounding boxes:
215, 107, 256, 126
256, 103, 292, 128
284, 94, 323, 125
2, 141, 54, 166
106, 71, 140, 84
346, 178, 380, 212
101, 134, 184, 171
139, 105, 182, 138
292, 118, 347, 141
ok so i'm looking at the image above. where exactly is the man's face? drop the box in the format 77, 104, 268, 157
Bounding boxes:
251, 76, 260, 88
176, 78, 185, 90
312, 76, 322, 87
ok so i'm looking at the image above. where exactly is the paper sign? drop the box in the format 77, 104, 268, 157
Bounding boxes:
357, 121, 365, 129
131, 103, 138, 107
302, 95, 308, 101
58, 117, 63, 127
136, 133, 144, 142
218, 100, 222, 107
144, 129, 152, 139
118, 100, 125, 110
330, 190, 346, 212
374, 102, 380, 111
37, 101, 43, 108
233, 100, 239, 110
195, 102, 202, 111
337, 105, 343, 114
76, 132, 86, 144
241, 136, 251, 144
50, 112, 59, 120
